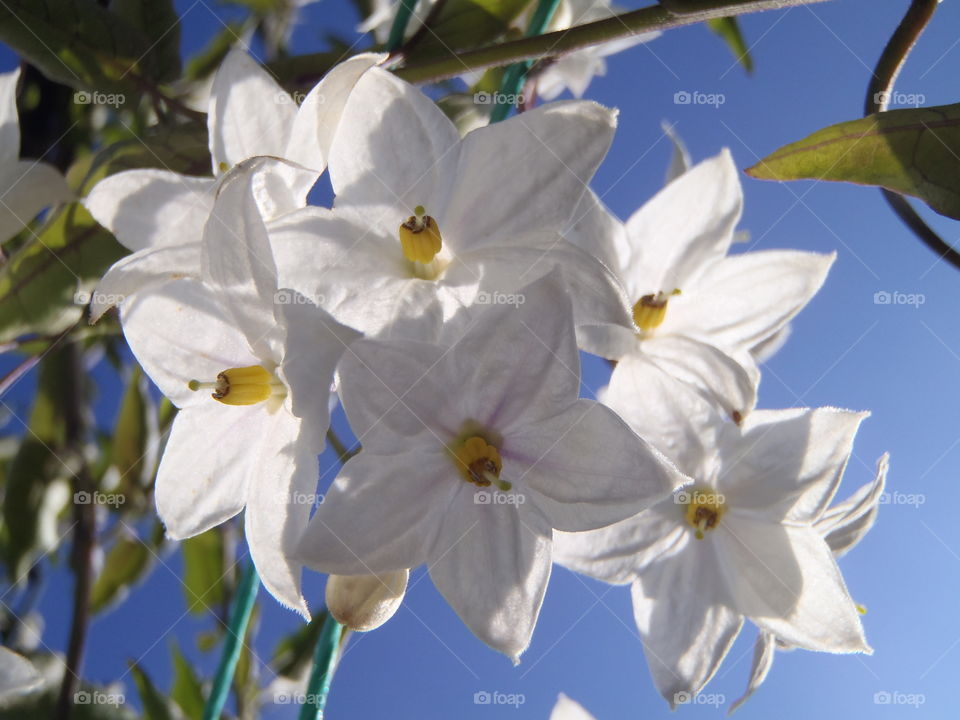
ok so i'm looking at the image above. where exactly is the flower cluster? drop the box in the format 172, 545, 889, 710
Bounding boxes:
85, 50, 884, 710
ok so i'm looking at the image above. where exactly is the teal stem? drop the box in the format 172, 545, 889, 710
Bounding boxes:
490, 0, 563, 122
387, 0, 419, 53
202, 563, 260, 720
298, 616, 344, 720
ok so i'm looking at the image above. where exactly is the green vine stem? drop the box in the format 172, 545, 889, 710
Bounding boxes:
297, 616, 344, 720
388, 0, 420, 52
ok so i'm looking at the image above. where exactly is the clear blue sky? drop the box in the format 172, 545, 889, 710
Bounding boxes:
3, 0, 960, 717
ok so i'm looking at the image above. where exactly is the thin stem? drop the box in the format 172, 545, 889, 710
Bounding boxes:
326, 427, 361, 465
490, 0, 563, 122
387, 0, 420, 53
394, 0, 829, 84
863, 0, 959, 270
203, 563, 260, 720
297, 616, 344, 720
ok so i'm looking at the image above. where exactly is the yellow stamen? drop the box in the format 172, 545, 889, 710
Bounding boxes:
680, 486, 726, 540
632, 288, 681, 333
399, 205, 443, 265
188, 365, 284, 406
453, 435, 510, 491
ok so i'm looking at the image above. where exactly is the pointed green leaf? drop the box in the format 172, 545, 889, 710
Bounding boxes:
110, 0, 182, 84
181, 528, 226, 616
271, 611, 327, 678
707, 17, 752, 74
170, 642, 205, 720
406, 0, 534, 60
90, 533, 151, 613
129, 662, 176, 720
746, 103, 960, 221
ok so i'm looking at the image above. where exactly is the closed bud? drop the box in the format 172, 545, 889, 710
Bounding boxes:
325, 570, 409, 632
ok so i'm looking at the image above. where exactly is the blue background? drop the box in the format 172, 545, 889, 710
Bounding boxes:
2, 0, 959, 717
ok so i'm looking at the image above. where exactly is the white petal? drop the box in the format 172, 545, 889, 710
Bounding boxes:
296, 446, 454, 575
155, 404, 262, 538
719, 407, 868, 523
0, 160, 70, 243
717, 519, 868, 652
208, 49, 297, 170
642, 334, 759, 419
0, 646, 41, 700
622, 149, 741, 299
817, 452, 888, 557
120, 278, 257, 407
550, 693, 595, 720
428, 495, 554, 661
661, 120, 691, 185
728, 631, 777, 713
244, 410, 314, 617
285, 53, 385, 172
510, 399, 680, 531
664, 250, 834, 351
91, 243, 202, 322
631, 539, 743, 706
563, 188, 631, 281
442, 101, 616, 247
327, 67, 460, 220
83, 170, 215, 252
0, 67, 21, 163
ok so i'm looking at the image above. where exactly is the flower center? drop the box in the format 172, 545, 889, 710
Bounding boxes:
632, 289, 680, 333
453, 435, 511, 491
188, 365, 286, 406
399, 205, 443, 275
680, 486, 726, 539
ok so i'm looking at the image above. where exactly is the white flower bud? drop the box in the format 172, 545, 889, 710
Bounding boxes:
325, 570, 408, 632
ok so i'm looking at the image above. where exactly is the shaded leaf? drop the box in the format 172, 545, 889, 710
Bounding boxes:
746, 104, 960, 220
112, 365, 158, 498
406, 0, 534, 61
170, 642, 205, 720
111, 0, 182, 83
181, 528, 226, 616
129, 662, 176, 720
184, 22, 247, 81
271, 611, 326, 679
90, 533, 151, 613
707, 17, 752, 74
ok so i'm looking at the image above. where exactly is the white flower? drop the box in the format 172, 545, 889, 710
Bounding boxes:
554, 398, 871, 706
534, 0, 660, 101
549, 692, 595, 720
571, 149, 835, 419
295, 271, 681, 660
0, 67, 70, 243
119, 159, 359, 615
271, 66, 630, 342
730, 452, 888, 713
83, 49, 381, 320
0, 647, 42, 702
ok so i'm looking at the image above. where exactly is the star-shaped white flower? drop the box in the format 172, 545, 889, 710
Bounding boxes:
0, 67, 70, 243
83, 49, 381, 320
0, 647, 41, 702
730, 452, 887, 713
271, 65, 630, 342
549, 693, 595, 720
571, 149, 835, 419
554, 394, 871, 706
119, 158, 359, 615
295, 271, 681, 659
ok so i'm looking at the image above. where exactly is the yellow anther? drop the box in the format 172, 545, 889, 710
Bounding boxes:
453, 435, 510, 491
399, 206, 443, 265
680, 486, 726, 540
632, 288, 681, 333
188, 365, 284, 406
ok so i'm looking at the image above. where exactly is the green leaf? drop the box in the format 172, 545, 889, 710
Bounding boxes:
271, 611, 327, 678
110, 0, 183, 84
129, 662, 176, 720
111, 365, 157, 496
0, 0, 168, 94
706, 17, 752, 74
184, 22, 247, 81
181, 528, 226, 615
170, 642, 205, 720
406, 0, 534, 61
89, 533, 151, 613
746, 103, 960, 221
